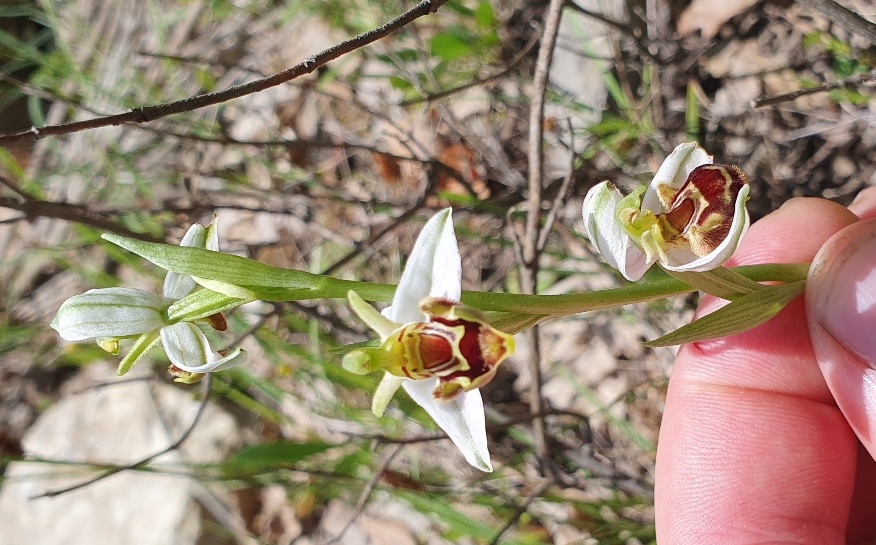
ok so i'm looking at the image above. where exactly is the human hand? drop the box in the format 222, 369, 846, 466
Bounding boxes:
655, 187, 876, 544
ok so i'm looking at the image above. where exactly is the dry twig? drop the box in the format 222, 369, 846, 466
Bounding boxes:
518, 0, 566, 474
0, 0, 451, 146
752, 70, 876, 108
795, 0, 876, 44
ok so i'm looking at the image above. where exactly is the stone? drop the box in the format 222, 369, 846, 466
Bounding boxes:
0, 364, 240, 545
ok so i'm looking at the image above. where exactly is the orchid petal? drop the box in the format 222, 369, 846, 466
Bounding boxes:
347, 290, 398, 341
372, 372, 406, 416
384, 208, 461, 324
402, 379, 492, 472
204, 217, 220, 252
164, 224, 209, 299
51, 288, 166, 341
662, 183, 751, 272
582, 181, 650, 281
642, 143, 712, 213
161, 322, 246, 373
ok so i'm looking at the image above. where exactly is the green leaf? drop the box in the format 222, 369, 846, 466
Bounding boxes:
397, 490, 493, 540
222, 440, 335, 474
644, 280, 805, 347
430, 30, 472, 62
102, 234, 398, 304
685, 81, 700, 142
474, 0, 497, 29
665, 266, 765, 301
103, 234, 320, 290
388, 74, 414, 91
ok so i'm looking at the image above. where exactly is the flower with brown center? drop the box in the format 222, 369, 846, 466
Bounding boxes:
583, 143, 750, 281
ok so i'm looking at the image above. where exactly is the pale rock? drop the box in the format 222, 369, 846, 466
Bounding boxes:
0, 364, 240, 545
545, 0, 621, 176
678, 0, 759, 38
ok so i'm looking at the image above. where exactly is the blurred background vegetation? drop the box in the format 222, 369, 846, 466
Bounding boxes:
0, 0, 873, 543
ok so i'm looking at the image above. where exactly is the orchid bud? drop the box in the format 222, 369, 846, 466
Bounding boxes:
51, 288, 167, 342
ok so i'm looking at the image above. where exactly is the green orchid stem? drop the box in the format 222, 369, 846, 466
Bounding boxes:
103, 231, 809, 320
308, 263, 810, 317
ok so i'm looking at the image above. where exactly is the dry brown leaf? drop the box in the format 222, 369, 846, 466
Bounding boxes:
435, 140, 489, 199
678, 0, 759, 37
372, 152, 403, 185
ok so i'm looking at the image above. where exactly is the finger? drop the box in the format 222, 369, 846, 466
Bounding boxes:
656, 198, 860, 545
807, 217, 876, 538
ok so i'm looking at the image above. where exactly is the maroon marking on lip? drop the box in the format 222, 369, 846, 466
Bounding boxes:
664, 164, 747, 255
431, 317, 491, 384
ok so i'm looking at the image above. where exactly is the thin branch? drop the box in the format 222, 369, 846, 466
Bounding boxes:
752, 70, 876, 108
140, 127, 424, 164
325, 446, 402, 545
563, 1, 658, 62
487, 477, 554, 545
0, 173, 29, 201
536, 118, 576, 253
399, 32, 540, 107
0, 195, 163, 242
519, 0, 565, 474
34, 375, 213, 499
319, 164, 438, 275
795, 0, 876, 44
0, 0, 451, 146
341, 408, 589, 446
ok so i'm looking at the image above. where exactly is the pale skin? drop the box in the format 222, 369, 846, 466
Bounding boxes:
656, 186, 876, 545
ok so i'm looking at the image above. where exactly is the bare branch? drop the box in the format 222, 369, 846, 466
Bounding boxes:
0, 0, 451, 146
752, 70, 876, 108
519, 0, 566, 474
399, 32, 540, 107
34, 376, 213, 499
487, 477, 554, 545
795, 0, 876, 44
0, 195, 163, 241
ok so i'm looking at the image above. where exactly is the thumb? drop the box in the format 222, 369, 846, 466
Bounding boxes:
808, 217, 876, 457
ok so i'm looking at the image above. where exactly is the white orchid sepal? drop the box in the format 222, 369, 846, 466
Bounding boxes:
583, 142, 750, 281
51, 287, 168, 342
341, 209, 515, 472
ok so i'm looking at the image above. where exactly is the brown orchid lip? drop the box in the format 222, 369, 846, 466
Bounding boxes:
659, 164, 748, 256
381, 298, 514, 400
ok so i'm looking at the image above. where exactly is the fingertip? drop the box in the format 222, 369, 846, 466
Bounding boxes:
808, 218, 876, 453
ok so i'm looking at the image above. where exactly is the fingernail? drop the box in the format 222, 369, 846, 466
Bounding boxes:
811, 221, 876, 365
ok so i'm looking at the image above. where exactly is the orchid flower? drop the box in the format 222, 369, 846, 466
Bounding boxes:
342, 209, 515, 472
51, 219, 246, 382
583, 142, 750, 281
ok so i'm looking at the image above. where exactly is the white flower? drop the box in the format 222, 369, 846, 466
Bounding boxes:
51, 219, 246, 380
342, 209, 515, 472
583, 142, 751, 281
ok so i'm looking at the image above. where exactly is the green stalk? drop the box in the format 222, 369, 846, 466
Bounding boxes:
103, 232, 810, 319
304, 263, 810, 316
